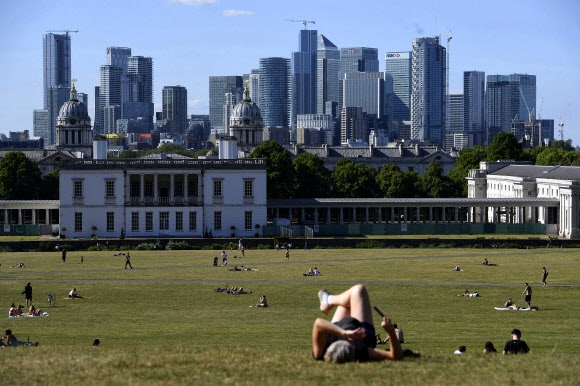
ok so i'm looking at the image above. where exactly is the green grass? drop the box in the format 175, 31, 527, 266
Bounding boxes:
1, 247, 579, 385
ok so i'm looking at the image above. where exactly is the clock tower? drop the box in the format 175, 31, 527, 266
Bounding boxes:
56, 81, 93, 158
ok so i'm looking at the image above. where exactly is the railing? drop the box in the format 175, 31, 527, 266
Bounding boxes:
158, 197, 170, 205
128, 196, 200, 206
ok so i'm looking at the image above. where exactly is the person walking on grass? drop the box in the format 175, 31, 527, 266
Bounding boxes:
312, 284, 416, 363
542, 267, 548, 287
522, 283, 532, 309
125, 252, 133, 269
22, 281, 32, 307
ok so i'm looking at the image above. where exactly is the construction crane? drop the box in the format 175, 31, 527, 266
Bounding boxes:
46, 30, 79, 36
558, 102, 571, 141
285, 19, 315, 29
538, 97, 543, 120
436, 17, 451, 134
518, 86, 536, 147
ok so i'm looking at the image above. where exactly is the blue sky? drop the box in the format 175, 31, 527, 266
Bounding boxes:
1, 0, 579, 146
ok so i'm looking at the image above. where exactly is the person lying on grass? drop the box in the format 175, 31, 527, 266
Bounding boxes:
312, 284, 419, 363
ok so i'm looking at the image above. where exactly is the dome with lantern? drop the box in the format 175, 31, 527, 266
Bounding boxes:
57, 83, 90, 126
230, 84, 262, 128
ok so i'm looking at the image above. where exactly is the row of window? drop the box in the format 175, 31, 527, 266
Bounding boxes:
73, 178, 254, 198
73, 211, 254, 233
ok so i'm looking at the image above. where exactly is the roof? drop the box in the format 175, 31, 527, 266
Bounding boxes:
489, 165, 580, 181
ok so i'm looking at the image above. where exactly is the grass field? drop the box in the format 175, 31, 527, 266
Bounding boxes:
1, 246, 579, 385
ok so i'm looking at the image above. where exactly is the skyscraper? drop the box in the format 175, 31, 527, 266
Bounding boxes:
486, 73, 536, 144
317, 34, 340, 116
38, 32, 72, 145
98, 65, 123, 135
291, 29, 317, 127
209, 76, 244, 135
339, 47, 379, 109
385, 51, 412, 122
259, 57, 291, 128
411, 37, 446, 146
124, 56, 154, 132
463, 71, 486, 146
343, 72, 388, 134
162, 86, 188, 134
445, 91, 465, 151
106, 47, 131, 103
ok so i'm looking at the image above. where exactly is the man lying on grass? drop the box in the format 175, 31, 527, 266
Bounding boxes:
312, 284, 416, 363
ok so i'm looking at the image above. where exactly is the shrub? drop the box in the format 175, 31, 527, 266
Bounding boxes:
0, 245, 13, 253
166, 241, 194, 250
38, 241, 53, 252
135, 243, 158, 250
355, 240, 385, 249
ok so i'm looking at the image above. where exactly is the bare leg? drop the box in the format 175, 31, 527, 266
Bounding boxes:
329, 284, 373, 325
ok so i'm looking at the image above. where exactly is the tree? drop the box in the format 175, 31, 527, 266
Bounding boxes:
293, 152, 331, 198
249, 140, 296, 199
447, 145, 487, 197
551, 139, 574, 151
39, 169, 60, 200
486, 132, 526, 162
331, 159, 378, 198
417, 161, 454, 198
0, 151, 43, 200
376, 163, 403, 197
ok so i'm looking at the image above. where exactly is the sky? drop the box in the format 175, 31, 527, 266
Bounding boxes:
1, 0, 579, 146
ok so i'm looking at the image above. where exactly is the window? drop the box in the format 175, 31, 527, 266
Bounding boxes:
105, 179, 115, 197
73, 180, 83, 197
74, 212, 82, 232
214, 211, 222, 230
189, 212, 197, 230
145, 212, 153, 231
176, 212, 183, 231
106, 212, 114, 232
188, 174, 198, 197
144, 181, 153, 197
130, 181, 139, 197
244, 179, 254, 197
131, 212, 139, 232
213, 179, 223, 197
160, 212, 169, 231
175, 180, 183, 197
245, 211, 252, 230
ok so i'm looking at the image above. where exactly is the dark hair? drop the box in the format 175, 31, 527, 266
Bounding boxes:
93, 339, 100, 346
484, 341, 497, 352
458, 345, 466, 352
6, 329, 12, 335
511, 329, 522, 338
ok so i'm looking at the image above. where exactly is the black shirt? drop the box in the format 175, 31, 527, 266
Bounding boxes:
503, 339, 530, 354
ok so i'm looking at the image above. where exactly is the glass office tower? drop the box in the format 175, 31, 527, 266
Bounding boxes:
259, 57, 291, 128
317, 34, 340, 116
486, 73, 536, 144
463, 71, 486, 146
411, 37, 446, 146
209, 76, 244, 135
385, 51, 411, 122
162, 86, 188, 134
40, 33, 72, 145
291, 29, 317, 127
339, 47, 379, 109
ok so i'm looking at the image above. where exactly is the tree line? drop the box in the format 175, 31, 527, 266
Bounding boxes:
0, 133, 576, 201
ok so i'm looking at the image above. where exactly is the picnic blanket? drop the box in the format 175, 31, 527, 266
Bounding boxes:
494, 307, 538, 311
9, 312, 49, 318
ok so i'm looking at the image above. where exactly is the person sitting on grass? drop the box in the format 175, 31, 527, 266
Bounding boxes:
483, 341, 497, 353
68, 288, 84, 299
28, 305, 44, 316
503, 328, 530, 355
313, 267, 322, 276
256, 295, 268, 308
8, 303, 18, 317
14, 305, 24, 316
481, 258, 489, 266
454, 345, 466, 354
463, 289, 479, 297
312, 284, 419, 363
4, 329, 38, 346
504, 297, 518, 310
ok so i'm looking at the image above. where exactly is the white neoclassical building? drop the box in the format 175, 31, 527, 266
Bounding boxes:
59, 155, 267, 238
468, 161, 580, 238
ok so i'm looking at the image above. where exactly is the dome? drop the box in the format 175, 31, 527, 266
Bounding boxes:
58, 84, 90, 121
230, 86, 262, 123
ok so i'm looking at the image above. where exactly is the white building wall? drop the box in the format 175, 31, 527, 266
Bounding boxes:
60, 161, 267, 239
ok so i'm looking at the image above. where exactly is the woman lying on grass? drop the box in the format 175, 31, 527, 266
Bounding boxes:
312, 284, 419, 363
